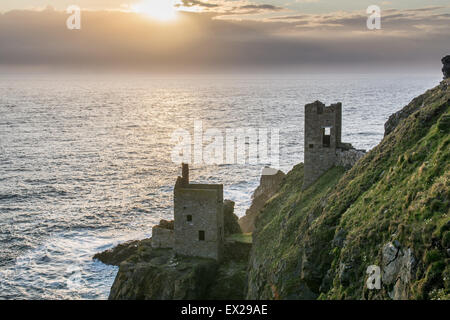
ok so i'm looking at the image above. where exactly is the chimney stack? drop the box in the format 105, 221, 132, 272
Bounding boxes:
181, 163, 189, 185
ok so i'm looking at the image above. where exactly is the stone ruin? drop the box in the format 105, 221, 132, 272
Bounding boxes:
303, 101, 366, 189
151, 164, 225, 261
150, 219, 174, 249
152, 100, 370, 258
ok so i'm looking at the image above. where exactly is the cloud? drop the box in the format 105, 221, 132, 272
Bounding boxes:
0, 7, 448, 72
176, 0, 285, 14
178, 0, 219, 8
403, 6, 446, 13
265, 6, 450, 35
239, 4, 283, 11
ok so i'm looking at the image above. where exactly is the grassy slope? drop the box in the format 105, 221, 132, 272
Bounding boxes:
247, 80, 450, 300
227, 233, 253, 244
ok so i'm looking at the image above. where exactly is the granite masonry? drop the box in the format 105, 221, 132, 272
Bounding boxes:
151, 164, 224, 261
151, 221, 174, 249
303, 101, 365, 189
152, 101, 367, 257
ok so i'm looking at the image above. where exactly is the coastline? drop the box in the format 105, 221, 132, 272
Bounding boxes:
95, 78, 449, 300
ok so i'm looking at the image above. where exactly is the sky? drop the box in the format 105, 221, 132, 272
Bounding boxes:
2, 0, 449, 13
0, 0, 449, 73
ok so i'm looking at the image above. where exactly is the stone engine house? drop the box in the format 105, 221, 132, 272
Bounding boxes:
151, 101, 365, 258
152, 163, 224, 261
174, 164, 224, 261
303, 101, 365, 189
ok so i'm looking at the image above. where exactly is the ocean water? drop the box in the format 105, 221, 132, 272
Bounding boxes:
0, 73, 441, 299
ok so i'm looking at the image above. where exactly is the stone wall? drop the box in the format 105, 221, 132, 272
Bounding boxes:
303, 101, 366, 188
151, 226, 174, 249
174, 185, 224, 261
335, 148, 366, 169
303, 101, 342, 189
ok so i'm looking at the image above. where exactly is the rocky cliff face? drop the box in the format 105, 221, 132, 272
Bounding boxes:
96, 77, 449, 301
94, 198, 248, 300
248, 79, 449, 300
239, 168, 285, 233
95, 199, 248, 300
110, 246, 218, 299
442, 55, 450, 79
95, 238, 250, 300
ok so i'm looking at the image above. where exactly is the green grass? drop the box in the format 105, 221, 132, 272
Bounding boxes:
247, 80, 450, 300
227, 233, 253, 244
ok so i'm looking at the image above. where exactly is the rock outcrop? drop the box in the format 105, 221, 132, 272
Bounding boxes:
96, 236, 251, 300
442, 55, 450, 79
384, 79, 448, 136
238, 167, 285, 233
381, 241, 417, 300
93, 240, 142, 266
224, 200, 242, 236
109, 246, 219, 300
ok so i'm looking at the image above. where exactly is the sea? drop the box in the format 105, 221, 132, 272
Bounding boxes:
0, 73, 441, 299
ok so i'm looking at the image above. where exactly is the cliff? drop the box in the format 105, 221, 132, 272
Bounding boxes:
247, 79, 449, 300
94, 202, 249, 300
95, 78, 448, 300
95, 237, 250, 300
239, 168, 286, 233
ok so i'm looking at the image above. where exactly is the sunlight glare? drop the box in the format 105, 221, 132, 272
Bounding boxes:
132, 0, 179, 21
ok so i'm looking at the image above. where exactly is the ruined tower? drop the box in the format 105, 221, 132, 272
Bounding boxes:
303, 101, 342, 189
303, 101, 365, 189
173, 164, 224, 261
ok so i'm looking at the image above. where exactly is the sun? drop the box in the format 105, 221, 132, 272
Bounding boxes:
132, 0, 179, 21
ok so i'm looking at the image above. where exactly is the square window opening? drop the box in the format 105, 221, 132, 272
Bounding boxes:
322, 127, 331, 147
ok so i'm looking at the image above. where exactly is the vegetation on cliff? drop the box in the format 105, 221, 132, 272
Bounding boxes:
248, 79, 449, 300
97, 79, 448, 301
